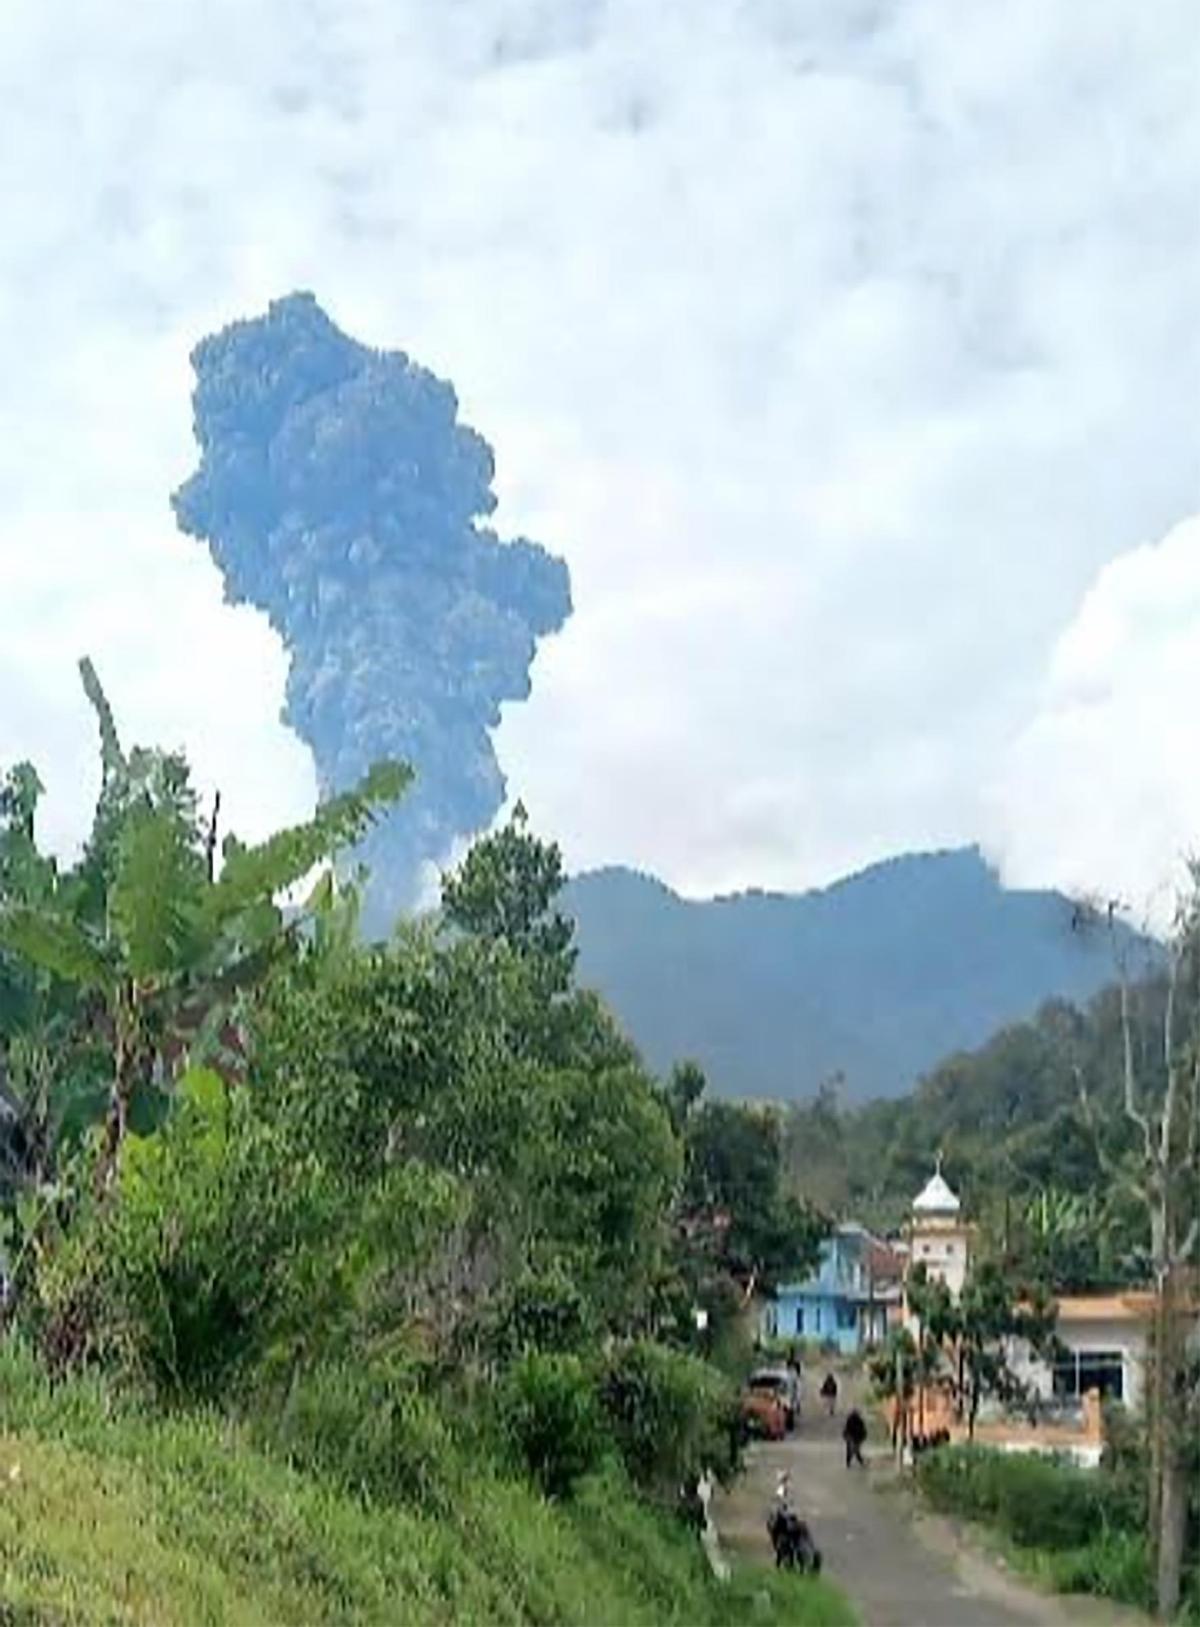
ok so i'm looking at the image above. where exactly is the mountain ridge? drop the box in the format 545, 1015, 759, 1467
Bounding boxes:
562, 847, 1156, 1103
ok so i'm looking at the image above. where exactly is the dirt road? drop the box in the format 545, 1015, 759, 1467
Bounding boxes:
712, 1388, 1148, 1627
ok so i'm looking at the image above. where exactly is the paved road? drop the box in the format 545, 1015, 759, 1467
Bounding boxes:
712, 1392, 1147, 1627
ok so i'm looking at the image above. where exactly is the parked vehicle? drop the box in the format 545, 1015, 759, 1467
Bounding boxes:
740, 1378, 789, 1440
747, 1365, 800, 1431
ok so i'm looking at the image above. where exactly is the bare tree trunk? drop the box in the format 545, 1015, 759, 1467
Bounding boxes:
968, 1368, 979, 1442
1153, 1263, 1189, 1621
1157, 1454, 1187, 1621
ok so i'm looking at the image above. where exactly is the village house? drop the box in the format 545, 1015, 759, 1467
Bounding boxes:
763, 1222, 904, 1353
899, 1163, 1160, 1418
884, 1163, 1200, 1465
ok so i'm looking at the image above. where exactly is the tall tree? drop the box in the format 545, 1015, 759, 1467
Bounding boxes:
441, 803, 576, 988
0, 661, 409, 1194
1076, 887, 1200, 1619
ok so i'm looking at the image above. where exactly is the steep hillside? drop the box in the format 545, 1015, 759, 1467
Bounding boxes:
0, 1345, 851, 1627
564, 848, 1156, 1102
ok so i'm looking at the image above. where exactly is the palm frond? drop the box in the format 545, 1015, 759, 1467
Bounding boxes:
110, 809, 205, 979
207, 760, 410, 927
0, 906, 113, 993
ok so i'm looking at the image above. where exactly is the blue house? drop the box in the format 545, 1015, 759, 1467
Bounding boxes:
762, 1223, 901, 1354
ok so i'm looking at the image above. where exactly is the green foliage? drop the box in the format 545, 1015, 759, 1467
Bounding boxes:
263, 1356, 458, 1510
210, 759, 410, 932
484, 1266, 595, 1360
663, 1058, 707, 1133
684, 1098, 826, 1282
915, 1444, 1175, 1614
32, 1060, 464, 1396
780, 977, 1171, 1292
0, 663, 412, 1202
917, 1444, 1143, 1552
867, 1326, 924, 1402
898, 1259, 1059, 1437
0, 703, 849, 1621
442, 802, 576, 987
0, 1340, 851, 1626
1036, 1531, 1154, 1608
598, 1340, 740, 1500
497, 1352, 610, 1498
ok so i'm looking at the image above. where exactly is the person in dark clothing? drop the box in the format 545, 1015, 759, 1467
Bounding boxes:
820, 1371, 838, 1415
843, 1408, 867, 1467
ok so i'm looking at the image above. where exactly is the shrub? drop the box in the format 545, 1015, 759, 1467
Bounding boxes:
497, 1352, 611, 1499
1044, 1530, 1153, 1608
917, 1445, 1142, 1551
262, 1357, 459, 1511
598, 1339, 740, 1500
483, 1265, 595, 1361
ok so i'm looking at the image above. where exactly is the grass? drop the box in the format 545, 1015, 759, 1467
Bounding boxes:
0, 1343, 854, 1625
912, 1444, 1200, 1620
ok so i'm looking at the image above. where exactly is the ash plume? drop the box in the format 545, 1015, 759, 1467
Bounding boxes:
172, 292, 571, 930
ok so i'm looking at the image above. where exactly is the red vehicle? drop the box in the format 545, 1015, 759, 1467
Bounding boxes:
740, 1376, 789, 1440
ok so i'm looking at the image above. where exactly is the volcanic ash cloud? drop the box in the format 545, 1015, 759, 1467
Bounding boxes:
172, 291, 572, 929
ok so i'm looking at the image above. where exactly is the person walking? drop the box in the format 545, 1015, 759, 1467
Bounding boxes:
843, 1407, 867, 1468
820, 1371, 838, 1416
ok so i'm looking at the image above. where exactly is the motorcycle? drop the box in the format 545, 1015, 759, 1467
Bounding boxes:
767, 1505, 822, 1573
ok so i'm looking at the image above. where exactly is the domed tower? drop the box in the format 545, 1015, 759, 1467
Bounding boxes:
905, 1156, 972, 1310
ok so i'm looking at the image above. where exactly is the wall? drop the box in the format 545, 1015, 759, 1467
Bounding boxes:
907, 1220, 969, 1298
1010, 1317, 1146, 1412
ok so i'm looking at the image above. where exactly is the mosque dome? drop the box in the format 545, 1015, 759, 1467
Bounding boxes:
912, 1167, 961, 1216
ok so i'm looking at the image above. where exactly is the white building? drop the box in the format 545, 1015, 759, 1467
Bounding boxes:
902, 1166, 1167, 1420
903, 1162, 973, 1328
1010, 1292, 1156, 1413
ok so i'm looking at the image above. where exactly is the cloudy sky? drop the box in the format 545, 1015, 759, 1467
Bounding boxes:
1, 0, 1197, 918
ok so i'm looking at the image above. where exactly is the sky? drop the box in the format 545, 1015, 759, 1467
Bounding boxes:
0, 0, 1197, 921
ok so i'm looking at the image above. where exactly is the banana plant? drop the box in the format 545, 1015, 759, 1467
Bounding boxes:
0, 660, 410, 1192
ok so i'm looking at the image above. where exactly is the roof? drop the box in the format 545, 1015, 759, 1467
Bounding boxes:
912, 1170, 961, 1215
1056, 1293, 1157, 1323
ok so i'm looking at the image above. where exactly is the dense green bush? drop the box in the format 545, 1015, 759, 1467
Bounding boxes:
598, 1340, 740, 1500
497, 1352, 611, 1498
261, 1357, 459, 1511
917, 1444, 1142, 1552
1041, 1530, 1152, 1607
484, 1266, 595, 1361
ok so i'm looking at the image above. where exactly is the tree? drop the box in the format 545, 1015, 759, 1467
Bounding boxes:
955, 1262, 1058, 1440
903, 1260, 1057, 1443
441, 803, 575, 991
680, 1098, 826, 1313
1076, 885, 1200, 1619
664, 1060, 707, 1135
0, 661, 409, 1194
0, 762, 94, 1199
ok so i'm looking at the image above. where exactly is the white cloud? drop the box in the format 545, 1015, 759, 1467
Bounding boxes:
0, 0, 1196, 897
984, 516, 1200, 929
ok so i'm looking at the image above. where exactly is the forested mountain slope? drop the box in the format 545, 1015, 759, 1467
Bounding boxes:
564, 848, 1156, 1102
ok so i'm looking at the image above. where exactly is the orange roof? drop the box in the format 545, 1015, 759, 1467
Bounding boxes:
1055, 1293, 1156, 1322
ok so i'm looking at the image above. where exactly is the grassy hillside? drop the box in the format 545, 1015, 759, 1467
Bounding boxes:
0, 1344, 851, 1626
564, 849, 1156, 1101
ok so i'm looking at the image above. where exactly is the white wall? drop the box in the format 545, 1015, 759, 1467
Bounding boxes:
908, 1224, 969, 1298
1011, 1317, 1147, 1412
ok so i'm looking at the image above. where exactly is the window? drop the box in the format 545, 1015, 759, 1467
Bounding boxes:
1053, 1350, 1124, 1402
945, 1243, 955, 1255
921, 1243, 931, 1255
794, 1306, 804, 1335
837, 1303, 856, 1331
